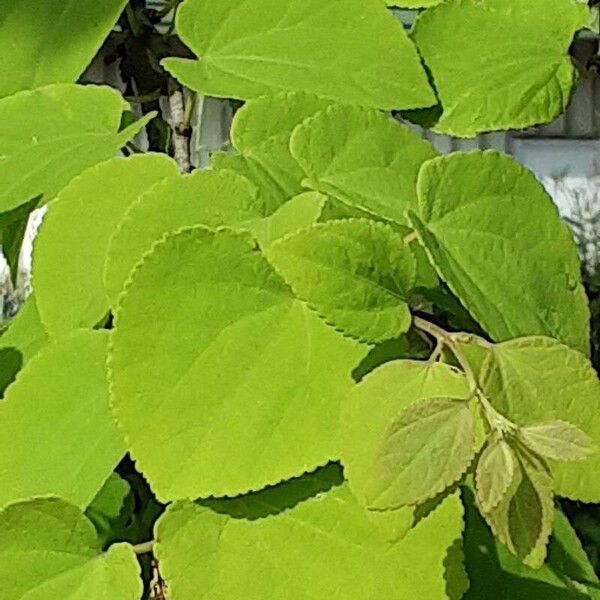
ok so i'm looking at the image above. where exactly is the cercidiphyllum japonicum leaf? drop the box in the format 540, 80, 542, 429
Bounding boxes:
265, 219, 416, 343
154, 465, 466, 600
475, 438, 516, 514
519, 421, 595, 463
411, 0, 589, 137
251, 191, 327, 248
0, 0, 128, 99
0, 295, 49, 364
409, 151, 589, 354
163, 0, 435, 110
104, 168, 260, 307
340, 360, 469, 510
0, 330, 124, 510
368, 396, 476, 510
480, 336, 600, 502
33, 154, 178, 335
211, 92, 335, 215
290, 104, 439, 224
0, 84, 153, 214
462, 487, 600, 600
0, 498, 142, 600
481, 444, 555, 568
109, 226, 367, 500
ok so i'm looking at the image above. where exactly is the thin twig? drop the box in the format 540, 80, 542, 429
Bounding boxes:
166, 87, 191, 173
132, 540, 155, 555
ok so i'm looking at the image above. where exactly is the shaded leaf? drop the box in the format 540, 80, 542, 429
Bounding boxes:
476, 437, 516, 513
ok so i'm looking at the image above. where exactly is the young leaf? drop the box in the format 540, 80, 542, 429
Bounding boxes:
290, 104, 438, 224
0, 497, 141, 599
341, 360, 469, 511
475, 438, 516, 513
110, 226, 366, 501
265, 219, 416, 343
104, 168, 260, 306
482, 446, 554, 567
0, 1, 128, 98
0, 84, 152, 213
481, 336, 600, 502
33, 154, 178, 335
0, 330, 124, 510
251, 191, 326, 248
519, 421, 595, 462
163, 0, 435, 109
154, 469, 464, 599
409, 151, 589, 354
368, 396, 476, 509
212, 92, 334, 214
412, 0, 589, 136
462, 487, 600, 598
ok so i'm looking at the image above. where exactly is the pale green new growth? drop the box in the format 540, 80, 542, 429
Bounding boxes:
412, 0, 589, 136
482, 446, 554, 568
163, 0, 435, 109
265, 219, 416, 343
34, 154, 178, 334
155, 469, 465, 599
519, 420, 595, 462
475, 438, 516, 513
411, 151, 589, 353
0, 84, 152, 213
110, 226, 366, 500
0, 1, 128, 98
481, 337, 600, 502
290, 105, 438, 224
340, 360, 469, 510
369, 397, 476, 509
0, 330, 124, 510
104, 168, 260, 305
0, 498, 141, 599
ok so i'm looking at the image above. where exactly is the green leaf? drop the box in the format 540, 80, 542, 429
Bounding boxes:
154, 468, 465, 599
251, 191, 326, 248
0, 294, 49, 363
0, 1, 128, 98
0, 195, 39, 279
0, 497, 141, 600
482, 445, 554, 567
104, 167, 260, 306
290, 105, 438, 224
85, 473, 134, 548
265, 219, 416, 343
0, 330, 124, 510
368, 397, 475, 509
33, 154, 177, 335
110, 226, 366, 501
520, 421, 595, 462
0, 84, 153, 213
476, 437, 516, 513
462, 486, 600, 599
412, 0, 589, 136
163, 0, 435, 110
409, 151, 589, 353
341, 360, 469, 509
212, 92, 334, 214
481, 337, 600, 502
